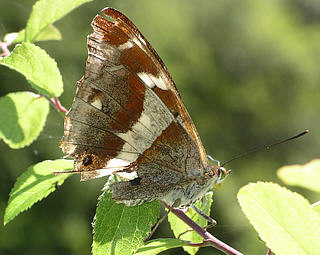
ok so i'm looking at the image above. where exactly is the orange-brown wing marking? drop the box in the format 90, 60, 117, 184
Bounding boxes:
101, 8, 208, 168
61, 10, 175, 179
136, 121, 202, 175
61, 8, 208, 181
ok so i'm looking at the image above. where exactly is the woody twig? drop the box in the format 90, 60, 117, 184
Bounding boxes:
161, 200, 243, 255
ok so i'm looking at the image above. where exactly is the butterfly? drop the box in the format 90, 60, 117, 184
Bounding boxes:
60, 7, 230, 207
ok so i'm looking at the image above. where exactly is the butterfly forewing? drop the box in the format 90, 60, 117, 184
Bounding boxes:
60, 8, 209, 204
101, 8, 208, 167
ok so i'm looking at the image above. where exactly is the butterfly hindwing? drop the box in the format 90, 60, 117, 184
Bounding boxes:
110, 121, 204, 205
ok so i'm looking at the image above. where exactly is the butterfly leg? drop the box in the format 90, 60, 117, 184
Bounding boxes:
177, 229, 193, 239
192, 204, 217, 227
144, 199, 181, 242
177, 204, 217, 239
143, 210, 169, 242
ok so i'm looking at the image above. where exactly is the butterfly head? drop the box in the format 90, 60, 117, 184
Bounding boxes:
207, 155, 231, 188
212, 165, 231, 188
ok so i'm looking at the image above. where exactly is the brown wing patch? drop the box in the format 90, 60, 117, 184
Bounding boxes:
100, 8, 208, 168
60, 8, 208, 181
137, 121, 202, 176
153, 86, 180, 119
110, 121, 202, 205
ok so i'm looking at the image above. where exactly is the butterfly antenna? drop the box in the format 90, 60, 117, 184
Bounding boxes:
221, 129, 309, 167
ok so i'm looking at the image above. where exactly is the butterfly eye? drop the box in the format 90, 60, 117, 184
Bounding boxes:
213, 167, 229, 188
217, 167, 231, 182
218, 168, 224, 179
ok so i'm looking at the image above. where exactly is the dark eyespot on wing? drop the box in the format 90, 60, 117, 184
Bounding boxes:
129, 177, 142, 186
83, 155, 93, 166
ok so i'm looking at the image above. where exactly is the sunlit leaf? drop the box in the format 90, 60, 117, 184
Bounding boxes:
238, 182, 320, 255
312, 201, 320, 216
4, 159, 73, 225
4, 25, 61, 44
0, 92, 49, 148
92, 191, 159, 255
135, 238, 190, 255
0, 42, 63, 97
168, 192, 213, 255
25, 0, 93, 42
277, 159, 320, 193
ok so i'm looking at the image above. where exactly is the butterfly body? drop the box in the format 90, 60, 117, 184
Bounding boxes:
110, 162, 227, 206
162, 171, 218, 207
60, 7, 229, 207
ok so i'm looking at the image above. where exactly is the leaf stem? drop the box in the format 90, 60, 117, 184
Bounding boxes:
53, 97, 68, 113
161, 200, 243, 255
45, 96, 68, 115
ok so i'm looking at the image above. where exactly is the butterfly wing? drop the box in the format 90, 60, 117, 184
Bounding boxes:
101, 8, 208, 168
60, 8, 209, 190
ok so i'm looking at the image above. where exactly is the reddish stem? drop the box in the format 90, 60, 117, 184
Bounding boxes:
0, 41, 10, 57
46, 96, 68, 114
161, 200, 243, 255
53, 97, 68, 113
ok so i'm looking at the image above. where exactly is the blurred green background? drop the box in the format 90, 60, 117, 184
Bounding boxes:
1, 0, 319, 254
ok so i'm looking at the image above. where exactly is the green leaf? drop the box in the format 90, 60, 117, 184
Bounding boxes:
312, 201, 320, 216
277, 159, 320, 193
0, 92, 49, 148
4, 25, 62, 44
0, 42, 63, 97
135, 238, 190, 255
238, 182, 320, 255
92, 191, 159, 255
4, 159, 74, 225
168, 192, 213, 255
25, 0, 93, 42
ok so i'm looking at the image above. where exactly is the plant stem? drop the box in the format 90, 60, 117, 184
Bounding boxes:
53, 97, 68, 113
161, 200, 243, 255
0, 41, 10, 57
45, 96, 68, 116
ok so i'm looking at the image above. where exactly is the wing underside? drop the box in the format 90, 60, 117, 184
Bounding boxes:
60, 8, 208, 188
